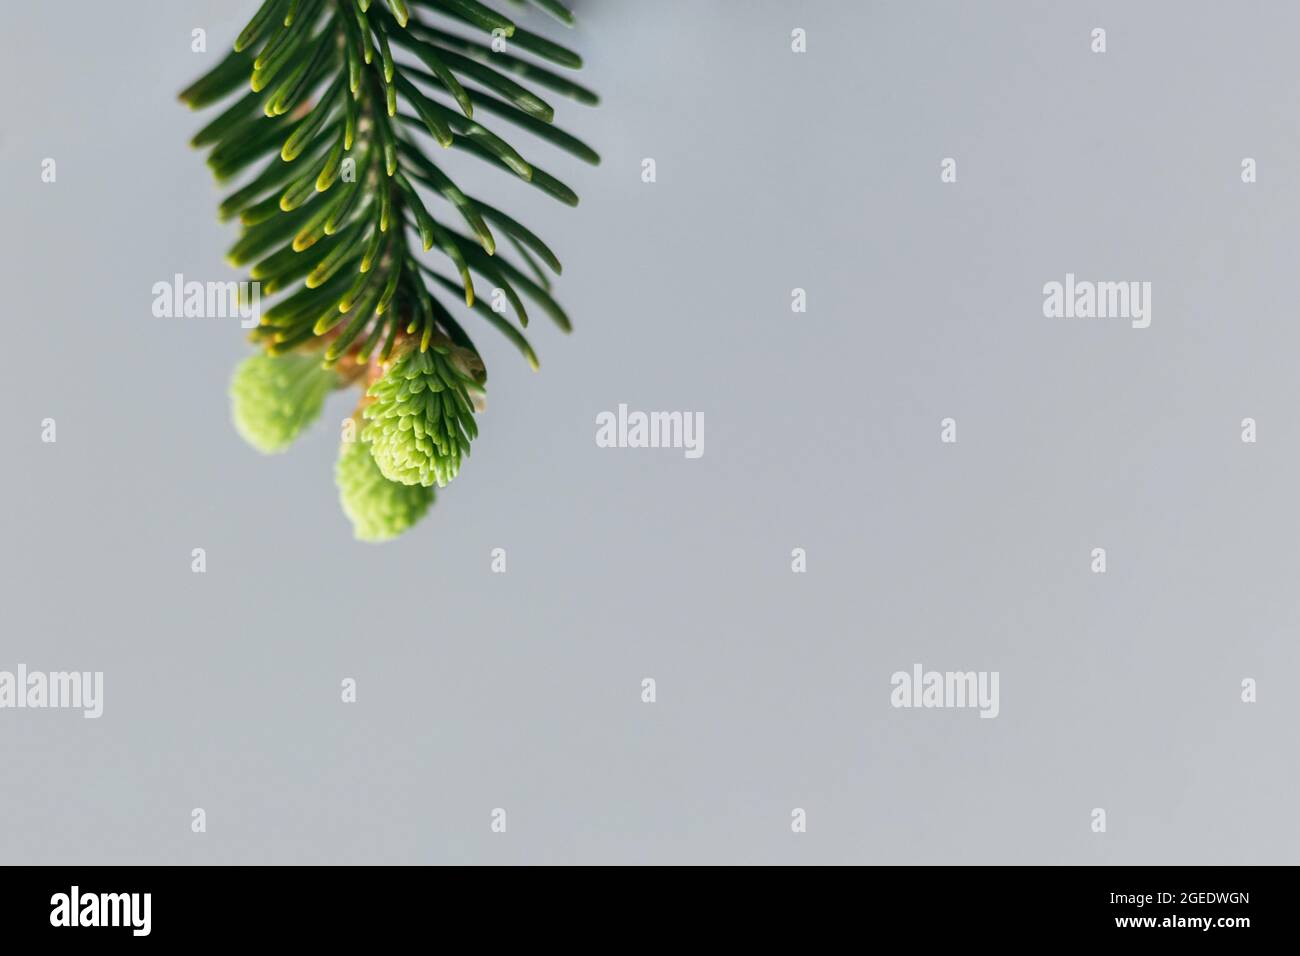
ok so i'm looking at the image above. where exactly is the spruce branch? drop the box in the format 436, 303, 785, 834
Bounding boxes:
181, 0, 596, 540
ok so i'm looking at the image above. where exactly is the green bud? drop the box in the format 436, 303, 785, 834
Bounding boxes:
336, 438, 434, 542
230, 352, 335, 453
362, 345, 480, 487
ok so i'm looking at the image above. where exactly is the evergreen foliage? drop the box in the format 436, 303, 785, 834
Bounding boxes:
181, 0, 596, 538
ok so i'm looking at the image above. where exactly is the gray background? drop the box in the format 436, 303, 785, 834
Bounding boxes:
2, 0, 1298, 865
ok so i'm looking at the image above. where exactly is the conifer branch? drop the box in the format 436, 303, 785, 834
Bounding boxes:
181, 0, 596, 539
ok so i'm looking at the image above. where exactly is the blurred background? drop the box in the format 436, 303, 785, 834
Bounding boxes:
1, 0, 1297, 864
